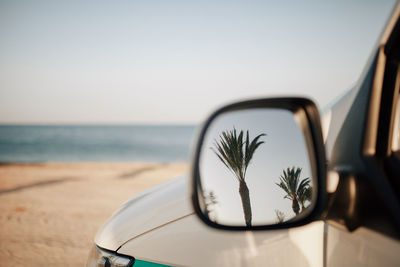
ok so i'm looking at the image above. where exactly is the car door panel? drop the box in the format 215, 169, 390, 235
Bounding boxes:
327, 224, 400, 267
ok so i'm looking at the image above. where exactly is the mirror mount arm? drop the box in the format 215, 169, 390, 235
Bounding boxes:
324, 166, 400, 238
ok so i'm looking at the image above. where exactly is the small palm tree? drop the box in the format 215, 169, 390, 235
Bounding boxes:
204, 190, 218, 221
275, 209, 286, 223
276, 167, 310, 215
212, 128, 265, 227
297, 185, 312, 211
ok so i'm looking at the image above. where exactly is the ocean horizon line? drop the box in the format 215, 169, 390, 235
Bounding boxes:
0, 123, 198, 127
0, 125, 196, 162
0, 160, 190, 165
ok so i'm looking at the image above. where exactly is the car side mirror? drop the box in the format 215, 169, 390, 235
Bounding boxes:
191, 98, 327, 230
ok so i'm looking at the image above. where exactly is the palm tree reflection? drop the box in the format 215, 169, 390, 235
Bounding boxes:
276, 167, 312, 215
212, 128, 265, 227
275, 209, 286, 223
204, 190, 218, 222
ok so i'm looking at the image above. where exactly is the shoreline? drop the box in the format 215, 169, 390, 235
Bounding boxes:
0, 162, 189, 266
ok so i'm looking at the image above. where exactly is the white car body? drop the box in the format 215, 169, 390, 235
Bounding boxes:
95, 174, 326, 266
90, 2, 400, 266
93, 168, 400, 267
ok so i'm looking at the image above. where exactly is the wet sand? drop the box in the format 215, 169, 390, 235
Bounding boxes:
0, 162, 188, 266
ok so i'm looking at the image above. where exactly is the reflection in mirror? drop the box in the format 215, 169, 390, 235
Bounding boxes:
211, 128, 265, 226
276, 167, 312, 216
197, 108, 316, 227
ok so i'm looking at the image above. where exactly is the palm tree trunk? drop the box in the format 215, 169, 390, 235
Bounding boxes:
292, 198, 300, 215
239, 180, 252, 227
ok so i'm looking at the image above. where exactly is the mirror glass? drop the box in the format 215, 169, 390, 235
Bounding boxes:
197, 108, 316, 227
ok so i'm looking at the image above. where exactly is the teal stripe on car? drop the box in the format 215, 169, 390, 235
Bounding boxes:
134, 259, 172, 267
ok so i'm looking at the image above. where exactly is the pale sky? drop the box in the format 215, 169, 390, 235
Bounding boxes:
0, 0, 396, 124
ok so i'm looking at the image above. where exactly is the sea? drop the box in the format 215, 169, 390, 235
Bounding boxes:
0, 125, 197, 163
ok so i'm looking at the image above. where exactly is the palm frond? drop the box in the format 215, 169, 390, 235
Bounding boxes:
276, 166, 313, 214
244, 131, 266, 177
212, 128, 265, 182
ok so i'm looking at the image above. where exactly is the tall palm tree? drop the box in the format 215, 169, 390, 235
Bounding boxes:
212, 128, 265, 227
276, 167, 310, 215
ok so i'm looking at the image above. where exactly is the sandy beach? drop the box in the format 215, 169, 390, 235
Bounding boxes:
0, 162, 189, 267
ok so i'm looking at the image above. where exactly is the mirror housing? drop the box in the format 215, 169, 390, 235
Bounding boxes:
191, 97, 327, 230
